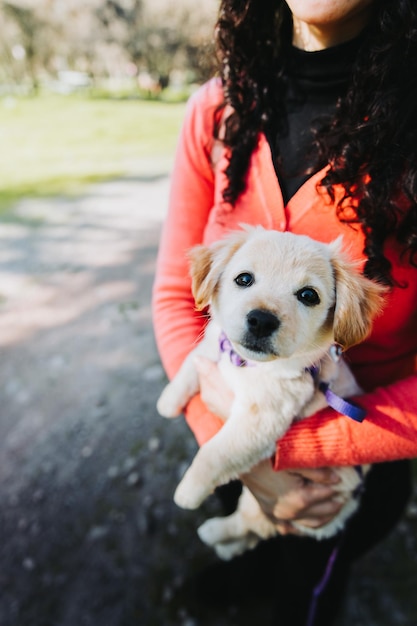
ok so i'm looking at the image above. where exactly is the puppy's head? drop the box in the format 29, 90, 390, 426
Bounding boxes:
189, 228, 385, 362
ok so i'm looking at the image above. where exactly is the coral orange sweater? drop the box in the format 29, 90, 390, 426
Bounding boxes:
152, 78, 417, 470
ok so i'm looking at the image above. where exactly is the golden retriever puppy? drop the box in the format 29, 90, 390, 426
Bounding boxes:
157, 227, 384, 558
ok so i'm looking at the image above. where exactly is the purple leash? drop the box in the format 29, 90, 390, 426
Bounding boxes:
308, 361, 366, 423
305, 545, 340, 626
305, 465, 365, 626
318, 381, 366, 423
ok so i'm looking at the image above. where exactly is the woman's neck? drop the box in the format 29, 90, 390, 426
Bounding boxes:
292, 8, 372, 51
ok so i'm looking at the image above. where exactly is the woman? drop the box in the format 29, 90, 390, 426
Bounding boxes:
153, 1, 417, 624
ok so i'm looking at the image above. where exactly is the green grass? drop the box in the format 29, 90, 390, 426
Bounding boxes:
0, 94, 186, 210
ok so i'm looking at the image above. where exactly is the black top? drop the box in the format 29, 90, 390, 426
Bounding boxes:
270, 36, 361, 204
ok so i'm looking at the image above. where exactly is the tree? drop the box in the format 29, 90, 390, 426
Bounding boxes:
0, 0, 217, 93
96, 0, 216, 87
2, 1, 53, 92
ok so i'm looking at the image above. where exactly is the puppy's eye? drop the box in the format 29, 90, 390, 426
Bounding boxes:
296, 287, 320, 307
234, 272, 254, 288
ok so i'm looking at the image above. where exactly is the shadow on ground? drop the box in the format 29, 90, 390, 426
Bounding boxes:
0, 177, 416, 626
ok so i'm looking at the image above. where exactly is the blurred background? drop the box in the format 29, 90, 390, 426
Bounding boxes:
0, 0, 218, 208
0, 2, 416, 626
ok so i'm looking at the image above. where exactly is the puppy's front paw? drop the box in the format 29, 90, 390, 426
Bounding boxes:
156, 385, 184, 418
198, 520, 261, 560
214, 537, 259, 561
198, 517, 229, 546
173, 476, 211, 510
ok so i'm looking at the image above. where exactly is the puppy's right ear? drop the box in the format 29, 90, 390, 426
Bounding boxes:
188, 245, 215, 310
188, 231, 249, 310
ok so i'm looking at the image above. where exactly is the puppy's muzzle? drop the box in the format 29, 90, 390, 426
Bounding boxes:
243, 309, 280, 355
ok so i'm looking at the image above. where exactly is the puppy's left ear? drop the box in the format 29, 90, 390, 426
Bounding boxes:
331, 250, 386, 350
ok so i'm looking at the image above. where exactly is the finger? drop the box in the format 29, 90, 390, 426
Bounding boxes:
270, 492, 343, 523
289, 467, 340, 485
293, 483, 340, 510
307, 481, 339, 498
290, 514, 337, 529
298, 497, 344, 519
274, 521, 300, 536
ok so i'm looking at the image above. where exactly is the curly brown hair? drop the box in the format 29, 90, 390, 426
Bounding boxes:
215, 0, 417, 285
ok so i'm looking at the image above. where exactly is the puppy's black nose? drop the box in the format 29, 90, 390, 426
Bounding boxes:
246, 309, 280, 339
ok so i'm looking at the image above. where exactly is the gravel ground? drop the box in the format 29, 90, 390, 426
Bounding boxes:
0, 175, 416, 626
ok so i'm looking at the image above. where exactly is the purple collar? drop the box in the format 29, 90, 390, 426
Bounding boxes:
219, 331, 366, 423
219, 331, 255, 367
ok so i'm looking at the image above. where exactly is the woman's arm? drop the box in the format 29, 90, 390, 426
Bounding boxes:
153, 80, 221, 378
190, 356, 417, 470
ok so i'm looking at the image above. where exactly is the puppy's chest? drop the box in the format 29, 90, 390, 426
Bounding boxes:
218, 354, 315, 410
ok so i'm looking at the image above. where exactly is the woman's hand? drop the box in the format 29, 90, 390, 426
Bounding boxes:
195, 356, 344, 535
241, 460, 344, 535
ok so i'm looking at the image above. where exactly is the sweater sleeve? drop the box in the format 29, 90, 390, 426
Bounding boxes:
153, 79, 219, 378
273, 373, 417, 470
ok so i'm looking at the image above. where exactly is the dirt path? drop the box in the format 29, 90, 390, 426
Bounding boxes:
0, 177, 416, 626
